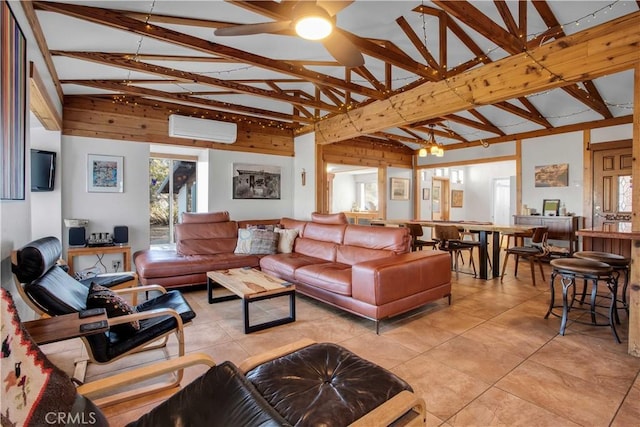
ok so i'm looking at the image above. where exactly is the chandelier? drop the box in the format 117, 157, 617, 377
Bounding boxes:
418, 125, 444, 157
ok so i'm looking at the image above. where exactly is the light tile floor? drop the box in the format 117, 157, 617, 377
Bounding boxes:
42, 258, 640, 426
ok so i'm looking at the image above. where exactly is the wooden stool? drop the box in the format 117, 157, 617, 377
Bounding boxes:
544, 258, 620, 343
573, 251, 631, 314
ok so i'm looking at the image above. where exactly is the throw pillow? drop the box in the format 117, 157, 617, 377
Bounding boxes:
275, 228, 298, 253
234, 228, 253, 254
86, 283, 140, 335
249, 229, 279, 254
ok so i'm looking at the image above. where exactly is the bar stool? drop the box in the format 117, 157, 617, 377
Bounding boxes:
544, 258, 620, 343
573, 251, 631, 314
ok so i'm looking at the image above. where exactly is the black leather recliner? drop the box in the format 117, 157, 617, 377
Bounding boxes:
11, 236, 195, 365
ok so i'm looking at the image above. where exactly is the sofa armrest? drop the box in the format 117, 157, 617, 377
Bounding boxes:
352, 251, 451, 305
238, 338, 316, 373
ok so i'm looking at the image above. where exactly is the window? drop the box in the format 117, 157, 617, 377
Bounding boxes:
450, 169, 464, 184
618, 175, 632, 212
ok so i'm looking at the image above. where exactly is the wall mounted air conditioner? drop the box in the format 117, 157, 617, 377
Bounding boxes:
168, 114, 237, 144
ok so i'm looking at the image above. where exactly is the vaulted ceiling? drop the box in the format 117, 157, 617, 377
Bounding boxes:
25, 1, 639, 153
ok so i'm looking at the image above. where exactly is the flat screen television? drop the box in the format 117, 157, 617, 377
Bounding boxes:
30, 149, 56, 192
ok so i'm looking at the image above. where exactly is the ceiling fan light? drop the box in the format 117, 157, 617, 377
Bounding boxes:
436, 147, 445, 157
430, 145, 439, 155
295, 15, 333, 40
418, 148, 427, 157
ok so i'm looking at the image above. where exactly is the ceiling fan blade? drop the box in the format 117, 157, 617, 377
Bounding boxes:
215, 21, 291, 36
316, 1, 354, 17
322, 30, 364, 67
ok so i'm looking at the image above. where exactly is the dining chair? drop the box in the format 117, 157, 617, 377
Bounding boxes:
500, 226, 549, 286
433, 225, 478, 277
405, 223, 437, 251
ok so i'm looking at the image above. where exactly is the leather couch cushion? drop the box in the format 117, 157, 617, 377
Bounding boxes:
294, 263, 352, 295
246, 342, 412, 427
311, 212, 348, 224
181, 211, 230, 223
260, 253, 322, 282
175, 221, 238, 255
294, 238, 337, 262
128, 361, 289, 427
343, 224, 410, 253
12, 236, 61, 283
280, 217, 307, 235
134, 250, 260, 279
336, 245, 393, 266
303, 222, 346, 244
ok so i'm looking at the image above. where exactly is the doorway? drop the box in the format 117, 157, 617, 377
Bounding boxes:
149, 157, 197, 245
432, 177, 449, 220
588, 143, 632, 257
492, 178, 511, 225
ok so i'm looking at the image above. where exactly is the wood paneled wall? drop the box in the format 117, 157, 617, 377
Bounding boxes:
62, 96, 295, 156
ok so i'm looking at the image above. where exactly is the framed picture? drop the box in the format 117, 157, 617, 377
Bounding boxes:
0, 2, 27, 200
390, 177, 409, 200
422, 188, 430, 200
542, 199, 560, 216
451, 190, 464, 208
535, 163, 569, 187
87, 154, 123, 193
233, 163, 281, 199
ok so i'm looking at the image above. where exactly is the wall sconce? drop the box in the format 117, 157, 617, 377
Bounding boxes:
301, 168, 306, 186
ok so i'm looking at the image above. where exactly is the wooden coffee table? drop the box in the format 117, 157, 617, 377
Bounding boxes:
206, 267, 296, 333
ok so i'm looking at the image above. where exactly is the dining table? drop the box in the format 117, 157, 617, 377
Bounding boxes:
370, 219, 536, 280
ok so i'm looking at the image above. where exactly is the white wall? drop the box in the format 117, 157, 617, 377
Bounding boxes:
206, 149, 294, 220
521, 132, 583, 216
30, 124, 62, 241
387, 167, 413, 219
461, 161, 516, 222
332, 173, 356, 212
293, 132, 316, 220
62, 136, 150, 273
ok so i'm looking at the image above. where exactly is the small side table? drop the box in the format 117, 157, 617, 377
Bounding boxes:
23, 309, 109, 345
67, 245, 131, 276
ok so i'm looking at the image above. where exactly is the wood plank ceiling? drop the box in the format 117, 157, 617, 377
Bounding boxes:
26, 1, 638, 154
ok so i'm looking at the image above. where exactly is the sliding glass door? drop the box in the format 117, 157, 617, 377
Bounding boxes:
149, 157, 197, 245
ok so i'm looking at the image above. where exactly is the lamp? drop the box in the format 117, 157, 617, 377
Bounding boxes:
418, 124, 445, 158
293, 4, 333, 40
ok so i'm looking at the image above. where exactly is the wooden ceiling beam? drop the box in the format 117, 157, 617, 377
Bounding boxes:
61, 79, 309, 124
395, 16, 441, 75
494, 0, 520, 37
442, 113, 505, 136
52, 50, 338, 112
314, 11, 640, 143
33, 1, 379, 98
351, 67, 386, 92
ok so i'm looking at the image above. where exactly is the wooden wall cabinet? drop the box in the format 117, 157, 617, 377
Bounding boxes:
513, 215, 582, 255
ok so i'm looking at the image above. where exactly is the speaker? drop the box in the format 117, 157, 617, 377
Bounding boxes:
113, 226, 129, 244
69, 227, 86, 246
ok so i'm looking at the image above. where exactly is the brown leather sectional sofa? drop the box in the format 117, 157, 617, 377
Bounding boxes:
260, 215, 451, 332
134, 212, 452, 331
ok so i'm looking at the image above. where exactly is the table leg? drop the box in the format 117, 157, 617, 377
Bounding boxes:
243, 290, 296, 334
492, 231, 501, 278
478, 231, 488, 280
207, 277, 239, 304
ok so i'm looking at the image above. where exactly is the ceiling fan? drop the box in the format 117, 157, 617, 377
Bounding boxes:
214, 1, 365, 68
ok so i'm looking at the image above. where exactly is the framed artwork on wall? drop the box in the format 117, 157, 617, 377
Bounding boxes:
535, 163, 569, 187
87, 154, 124, 193
0, 2, 27, 200
422, 188, 430, 200
390, 178, 409, 200
451, 190, 463, 208
233, 163, 281, 199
